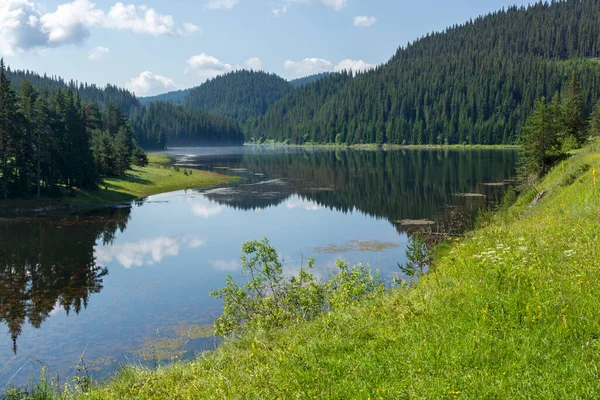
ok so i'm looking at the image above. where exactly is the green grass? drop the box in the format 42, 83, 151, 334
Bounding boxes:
0, 154, 232, 216
17, 141, 600, 399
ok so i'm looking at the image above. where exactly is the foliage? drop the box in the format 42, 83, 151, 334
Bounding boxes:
182, 70, 292, 121
132, 102, 244, 149
249, 1, 600, 146
211, 238, 383, 336
5, 66, 243, 150
520, 96, 566, 176
397, 234, 431, 282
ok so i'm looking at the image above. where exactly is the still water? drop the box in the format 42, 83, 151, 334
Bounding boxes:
0, 146, 518, 386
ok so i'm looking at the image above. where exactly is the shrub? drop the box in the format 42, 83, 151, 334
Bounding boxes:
210, 238, 383, 336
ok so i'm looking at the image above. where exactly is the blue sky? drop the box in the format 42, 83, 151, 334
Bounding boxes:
1, 0, 532, 96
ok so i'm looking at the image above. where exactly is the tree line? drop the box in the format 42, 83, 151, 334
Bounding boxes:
240, 0, 600, 145
5, 67, 245, 150
0, 60, 146, 200
521, 71, 600, 176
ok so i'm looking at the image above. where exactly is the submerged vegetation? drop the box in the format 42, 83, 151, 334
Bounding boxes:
11, 138, 599, 398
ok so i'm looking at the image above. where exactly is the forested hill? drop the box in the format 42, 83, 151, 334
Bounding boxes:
249, 0, 600, 145
139, 89, 190, 105
6, 68, 139, 115
289, 72, 331, 88
5, 68, 244, 149
182, 70, 293, 121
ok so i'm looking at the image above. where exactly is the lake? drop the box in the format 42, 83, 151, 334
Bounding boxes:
0, 146, 518, 386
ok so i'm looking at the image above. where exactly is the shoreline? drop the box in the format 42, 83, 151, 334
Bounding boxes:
245, 142, 522, 150
0, 154, 234, 218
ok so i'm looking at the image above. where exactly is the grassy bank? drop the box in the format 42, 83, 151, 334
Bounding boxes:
20, 142, 600, 399
0, 154, 232, 217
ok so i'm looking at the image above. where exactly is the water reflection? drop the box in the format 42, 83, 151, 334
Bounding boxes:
177, 148, 518, 230
0, 208, 131, 354
95, 236, 207, 269
0, 147, 518, 384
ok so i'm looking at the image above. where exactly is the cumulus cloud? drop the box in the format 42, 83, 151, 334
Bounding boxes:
185, 53, 262, 80
244, 57, 262, 70
0, 0, 53, 55
189, 201, 225, 218
95, 236, 206, 268
284, 57, 376, 77
272, 6, 287, 16
185, 53, 235, 78
286, 197, 322, 211
87, 45, 109, 60
0, 0, 198, 54
353, 16, 376, 27
206, 0, 239, 9
334, 59, 376, 73
181, 22, 201, 35
127, 71, 176, 96
284, 58, 334, 76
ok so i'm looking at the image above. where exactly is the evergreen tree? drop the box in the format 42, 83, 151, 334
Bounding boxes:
589, 99, 600, 137
561, 72, 588, 145
0, 59, 21, 200
520, 97, 565, 176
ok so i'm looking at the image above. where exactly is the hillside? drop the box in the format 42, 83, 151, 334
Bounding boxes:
289, 72, 331, 88
139, 89, 190, 105
250, 0, 600, 145
5, 68, 244, 149
182, 70, 292, 121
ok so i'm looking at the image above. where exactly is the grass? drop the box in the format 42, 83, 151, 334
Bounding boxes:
14, 141, 600, 399
0, 154, 232, 217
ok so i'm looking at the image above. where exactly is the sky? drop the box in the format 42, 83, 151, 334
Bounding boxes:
0, 0, 533, 97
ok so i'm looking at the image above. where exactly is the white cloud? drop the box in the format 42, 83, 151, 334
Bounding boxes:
206, 0, 239, 10
95, 236, 206, 269
286, 197, 322, 211
334, 59, 376, 73
0, 0, 53, 55
190, 201, 224, 218
284, 57, 376, 77
0, 0, 194, 54
104, 2, 177, 35
181, 22, 201, 35
185, 53, 237, 79
87, 45, 108, 60
284, 57, 334, 77
353, 16, 376, 27
40, 0, 104, 44
271, 6, 287, 16
127, 71, 176, 96
244, 57, 262, 70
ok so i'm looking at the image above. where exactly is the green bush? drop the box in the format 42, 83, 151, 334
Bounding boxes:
210, 238, 383, 336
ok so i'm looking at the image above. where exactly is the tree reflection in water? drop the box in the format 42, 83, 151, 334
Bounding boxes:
0, 207, 131, 354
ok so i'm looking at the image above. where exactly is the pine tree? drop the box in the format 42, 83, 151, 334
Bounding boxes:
521, 97, 565, 176
561, 72, 588, 145
0, 59, 21, 200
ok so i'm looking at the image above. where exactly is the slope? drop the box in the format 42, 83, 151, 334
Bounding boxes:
182, 70, 293, 121
252, 0, 600, 146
